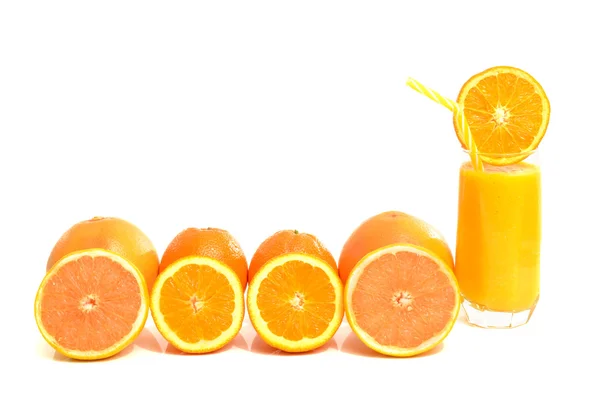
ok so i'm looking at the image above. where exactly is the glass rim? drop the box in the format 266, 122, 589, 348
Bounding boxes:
461, 148, 538, 159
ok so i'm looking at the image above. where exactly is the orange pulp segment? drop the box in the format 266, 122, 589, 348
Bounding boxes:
453, 66, 550, 165
247, 253, 343, 352
34, 249, 149, 360
345, 244, 460, 357
150, 256, 244, 353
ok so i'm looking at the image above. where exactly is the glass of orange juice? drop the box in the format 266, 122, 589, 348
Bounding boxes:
455, 149, 541, 328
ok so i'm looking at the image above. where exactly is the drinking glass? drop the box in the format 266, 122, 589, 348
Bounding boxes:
455, 149, 541, 328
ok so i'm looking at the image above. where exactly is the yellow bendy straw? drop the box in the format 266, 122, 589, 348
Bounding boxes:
406, 77, 483, 171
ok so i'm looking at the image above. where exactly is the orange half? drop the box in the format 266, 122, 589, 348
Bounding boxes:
345, 244, 460, 357
453, 66, 550, 165
247, 253, 343, 353
34, 248, 149, 360
150, 256, 244, 353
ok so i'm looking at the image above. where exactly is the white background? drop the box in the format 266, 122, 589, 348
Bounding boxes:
1, 1, 598, 395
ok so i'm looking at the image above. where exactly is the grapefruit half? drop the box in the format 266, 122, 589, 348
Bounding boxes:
345, 244, 460, 357
34, 249, 149, 360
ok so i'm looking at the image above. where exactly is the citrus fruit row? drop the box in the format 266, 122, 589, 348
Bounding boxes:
34, 211, 461, 360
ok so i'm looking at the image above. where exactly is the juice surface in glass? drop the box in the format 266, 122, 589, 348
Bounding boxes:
455, 159, 541, 318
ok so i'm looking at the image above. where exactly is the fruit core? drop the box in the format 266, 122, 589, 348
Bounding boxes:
190, 295, 204, 313
79, 294, 100, 313
493, 106, 510, 126
392, 291, 413, 311
290, 292, 305, 310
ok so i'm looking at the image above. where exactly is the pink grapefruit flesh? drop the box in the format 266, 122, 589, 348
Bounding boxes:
345, 244, 460, 357
35, 249, 149, 360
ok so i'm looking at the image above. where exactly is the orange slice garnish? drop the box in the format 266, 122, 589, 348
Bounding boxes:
453, 66, 550, 165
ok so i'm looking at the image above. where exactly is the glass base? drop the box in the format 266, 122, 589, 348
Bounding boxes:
462, 297, 539, 329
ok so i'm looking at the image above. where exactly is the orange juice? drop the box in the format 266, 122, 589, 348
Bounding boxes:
455, 160, 541, 315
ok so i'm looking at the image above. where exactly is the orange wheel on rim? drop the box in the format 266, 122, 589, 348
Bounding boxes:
453, 66, 551, 165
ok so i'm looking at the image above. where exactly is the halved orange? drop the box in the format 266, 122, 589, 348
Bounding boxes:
159, 227, 248, 291
150, 256, 245, 353
34, 248, 149, 360
345, 244, 460, 357
247, 253, 344, 353
453, 66, 550, 165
